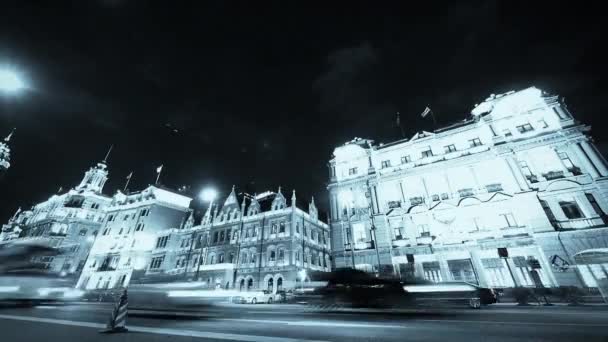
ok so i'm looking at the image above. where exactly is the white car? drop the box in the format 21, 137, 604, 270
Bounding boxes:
241, 290, 274, 304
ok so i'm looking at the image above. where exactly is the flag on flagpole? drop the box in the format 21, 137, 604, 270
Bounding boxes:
156, 165, 163, 174
421, 107, 432, 118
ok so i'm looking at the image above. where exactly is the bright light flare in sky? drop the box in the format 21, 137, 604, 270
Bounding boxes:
0, 68, 25, 93
199, 188, 218, 202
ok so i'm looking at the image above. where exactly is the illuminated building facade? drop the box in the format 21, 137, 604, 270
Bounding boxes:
0, 160, 111, 279
145, 187, 331, 293
328, 87, 608, 289
75, 186, 192, 289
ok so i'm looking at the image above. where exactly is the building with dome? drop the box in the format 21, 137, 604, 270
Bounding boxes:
327, 87, 608, 291
0, 158, 112, 280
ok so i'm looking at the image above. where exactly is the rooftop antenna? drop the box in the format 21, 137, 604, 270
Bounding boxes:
4, 128, 15, 142
103, 144, 114, 163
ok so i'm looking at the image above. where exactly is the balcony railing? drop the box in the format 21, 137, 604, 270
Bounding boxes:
551, 216, 607, 230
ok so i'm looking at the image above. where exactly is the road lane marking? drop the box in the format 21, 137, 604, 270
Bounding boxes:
219, 318, 405, 329
0, 314, 331, 342
416, 319, 608, 327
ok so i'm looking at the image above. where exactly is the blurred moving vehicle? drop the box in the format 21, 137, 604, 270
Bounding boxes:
403, 282, 497, 309
0, 242, 84, 305
298, 268, 497, 309
125, 282, 234, 310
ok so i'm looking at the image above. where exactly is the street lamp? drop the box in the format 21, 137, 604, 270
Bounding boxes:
0, 68, 26, 94
194, 187, 217, 281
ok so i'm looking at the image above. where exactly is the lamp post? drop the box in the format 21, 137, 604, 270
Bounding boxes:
365, 182, 382, 275
195, 188, 217, 281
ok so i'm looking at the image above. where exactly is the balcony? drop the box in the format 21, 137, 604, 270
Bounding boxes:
526, 174, 539, 183
97, 265, 116, 272
551, 217, 607, 230
568, 166, 583, 176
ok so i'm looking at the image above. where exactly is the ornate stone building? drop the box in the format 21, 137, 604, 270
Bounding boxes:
328, 87, 608, 290
144, 187, 331, 293
0, 159, 112, 280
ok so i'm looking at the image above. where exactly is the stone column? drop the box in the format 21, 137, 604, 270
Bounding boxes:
581, 141, 608, 177
504, 156, 529, 191
469, 250, 489, 288
435, 253, 452, 282
575, 143, 600, 178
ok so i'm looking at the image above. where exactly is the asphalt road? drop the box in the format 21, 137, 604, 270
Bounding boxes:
0, 302, 607, 342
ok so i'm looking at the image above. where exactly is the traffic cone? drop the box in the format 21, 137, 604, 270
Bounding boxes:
100, 288, 129, 333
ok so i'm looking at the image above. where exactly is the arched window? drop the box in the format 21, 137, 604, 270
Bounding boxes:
250, 253, 256, 264
278, 249, 284, 262
247, 278, 253, 291
269, 250, 276, 261
277, 277, 283, 291
267, 278, 274, 292
271, 224, 277, 234
279, 222, 285, 233
239, 279, 245, 291
210, 255, 216, 264
245, 229, 250, 238
219, 253, 225, 263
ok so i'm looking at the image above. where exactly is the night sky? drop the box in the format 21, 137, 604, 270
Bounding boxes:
0, 1, 605, 222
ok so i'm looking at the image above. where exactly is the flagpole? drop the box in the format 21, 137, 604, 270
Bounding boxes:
124, 173, 132, 192
103, 145, 114, 163
155, 168, 162, 185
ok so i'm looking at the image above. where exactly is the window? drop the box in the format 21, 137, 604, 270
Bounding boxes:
393, 226, 402, 239
485, 183, 503, 193
135, 223, 144, 231
502, 129, 513, 137
269, 250, 276, 261
401, 155, 411, 164
79, 229, 87, 236
123, 215, 129, 221
458, 188, 474, 198
102, 228, 110, 236
538, 119, 548, 128
431, 194, 440, 201
348, 167, 358, 175
296, 222, 300, 233
303, 226, 308, 237
219, 230, 225, 241
278, 249, 284, 261
233, 230, 239, 240
150, 256, 164, 269
421, 148, 433, 158
410, 196, 425, 205
557, 152, 578, 172
295, 250, 300, 262
250, 253, 256, 264
245, 229, 250, 238
441, 193, 449, 200
499, 213, 518, 227
156, 236, 169, 248
118, 228, 123, 235
213, 232, 219, 243
468, 138, 482, 147
107, 215, 114, 222
140, 209, 150, 217
219, 253, 224, 263
559, 201, 585, 219
253, 227, 258, 237
418, 224, 430, 237
519, 161, 533, 177
279, 222, 285, 233
381, 160, 391, 168
444, 144, 457, 153
516, 123, 534, 133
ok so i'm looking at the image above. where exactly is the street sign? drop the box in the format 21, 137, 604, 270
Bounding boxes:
497, 247, 508, 258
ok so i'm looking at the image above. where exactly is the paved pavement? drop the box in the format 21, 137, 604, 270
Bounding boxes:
1, 302, 607, 341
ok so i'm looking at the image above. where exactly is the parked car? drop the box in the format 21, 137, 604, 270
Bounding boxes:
240, 290, 275, 304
